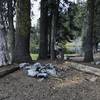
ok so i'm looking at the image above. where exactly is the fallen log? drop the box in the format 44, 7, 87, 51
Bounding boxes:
66, 62, 100, 76
0, 65, 19, 78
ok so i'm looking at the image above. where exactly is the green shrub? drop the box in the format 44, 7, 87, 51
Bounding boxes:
63, 48, 76, 54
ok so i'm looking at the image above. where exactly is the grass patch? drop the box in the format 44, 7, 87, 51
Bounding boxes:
30, 54, 38, 60
30, 53, 79, 60
64, 53, 80, 57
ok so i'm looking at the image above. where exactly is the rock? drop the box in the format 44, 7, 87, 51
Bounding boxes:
23, 66, 32, 70
19, 62, 58, 79
46, 64, 54, 69
95, 61, 100, 65
39, 68, 47, 73
46, 69, 57, 77
36, 73, 48, 78
19, 63, 30, 68
33, 63, 42, 68
27, 70, 38, 77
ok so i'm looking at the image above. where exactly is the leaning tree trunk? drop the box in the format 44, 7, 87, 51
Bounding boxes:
39, 0, 48, 59
14, 0, 32, 63
7, 0, 15, 63
84, 0, 95, 62
0, 16, 9, 66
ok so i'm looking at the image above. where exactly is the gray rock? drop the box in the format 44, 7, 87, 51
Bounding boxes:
27, 69, 38, 77
36, 73, 48, 78
19, 63, 30, 68
20, 62, 58, 78
33, 63, 42, 68
95, 61, 100, 65
46, 69, 57, 77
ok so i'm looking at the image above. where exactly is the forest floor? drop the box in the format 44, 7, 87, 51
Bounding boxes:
0, 52, 100, 100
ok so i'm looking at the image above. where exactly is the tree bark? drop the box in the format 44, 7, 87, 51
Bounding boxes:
7, 0, 15, 63
50, 14, 56, 60
0, 16, 9, 66
39, 0, 48, 59
50, 0, 59, 60
84, 0, 94, 62
14, 0, 32, 63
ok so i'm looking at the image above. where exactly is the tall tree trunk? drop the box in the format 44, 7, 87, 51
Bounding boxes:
50, 0, 59, 60
84, 0, 94, 62
39, 0, 48, 59
0, 15, 9, 66
94, 0, 100, 49
7, 0, 15, 63
14, 0, 32, 63
48, 15, 52, 58
50, 14, 55, 60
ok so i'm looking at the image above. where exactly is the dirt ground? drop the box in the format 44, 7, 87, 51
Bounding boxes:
0, 61, 100, 100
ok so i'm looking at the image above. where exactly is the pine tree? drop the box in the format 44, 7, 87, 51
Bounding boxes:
39, 0, 48, 59
14, 0, 32, 63
84, 0, 94, 62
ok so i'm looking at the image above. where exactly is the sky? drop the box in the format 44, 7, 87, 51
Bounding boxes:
31, 0, 41, 26
31, 0, 86, 26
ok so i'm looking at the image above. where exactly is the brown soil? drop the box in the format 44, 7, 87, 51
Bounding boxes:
0, 62, 100, 100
